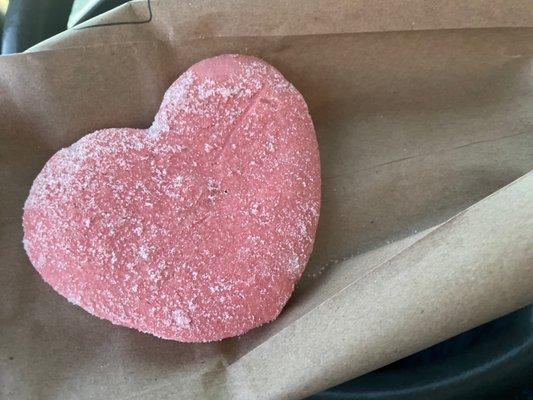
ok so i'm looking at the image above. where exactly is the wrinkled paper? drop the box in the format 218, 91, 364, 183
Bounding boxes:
1, 1, 532, 399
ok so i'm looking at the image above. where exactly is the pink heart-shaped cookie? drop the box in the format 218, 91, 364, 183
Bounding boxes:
23, 54, 320, 342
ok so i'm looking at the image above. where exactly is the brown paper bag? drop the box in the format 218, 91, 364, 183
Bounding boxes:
1, 1, 532, 399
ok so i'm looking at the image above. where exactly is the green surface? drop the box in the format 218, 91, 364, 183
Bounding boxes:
0, 0, 8, 15
68, 0, 104, 28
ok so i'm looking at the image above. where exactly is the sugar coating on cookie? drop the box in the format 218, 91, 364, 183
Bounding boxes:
23, 54, 320, 342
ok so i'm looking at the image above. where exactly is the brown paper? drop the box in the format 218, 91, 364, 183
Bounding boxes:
1, 1, 532, 399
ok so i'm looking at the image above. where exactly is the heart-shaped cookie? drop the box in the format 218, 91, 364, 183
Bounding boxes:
23, 54, 320, 342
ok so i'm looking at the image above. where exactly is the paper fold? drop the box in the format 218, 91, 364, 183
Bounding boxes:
29, 0, 533, 52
